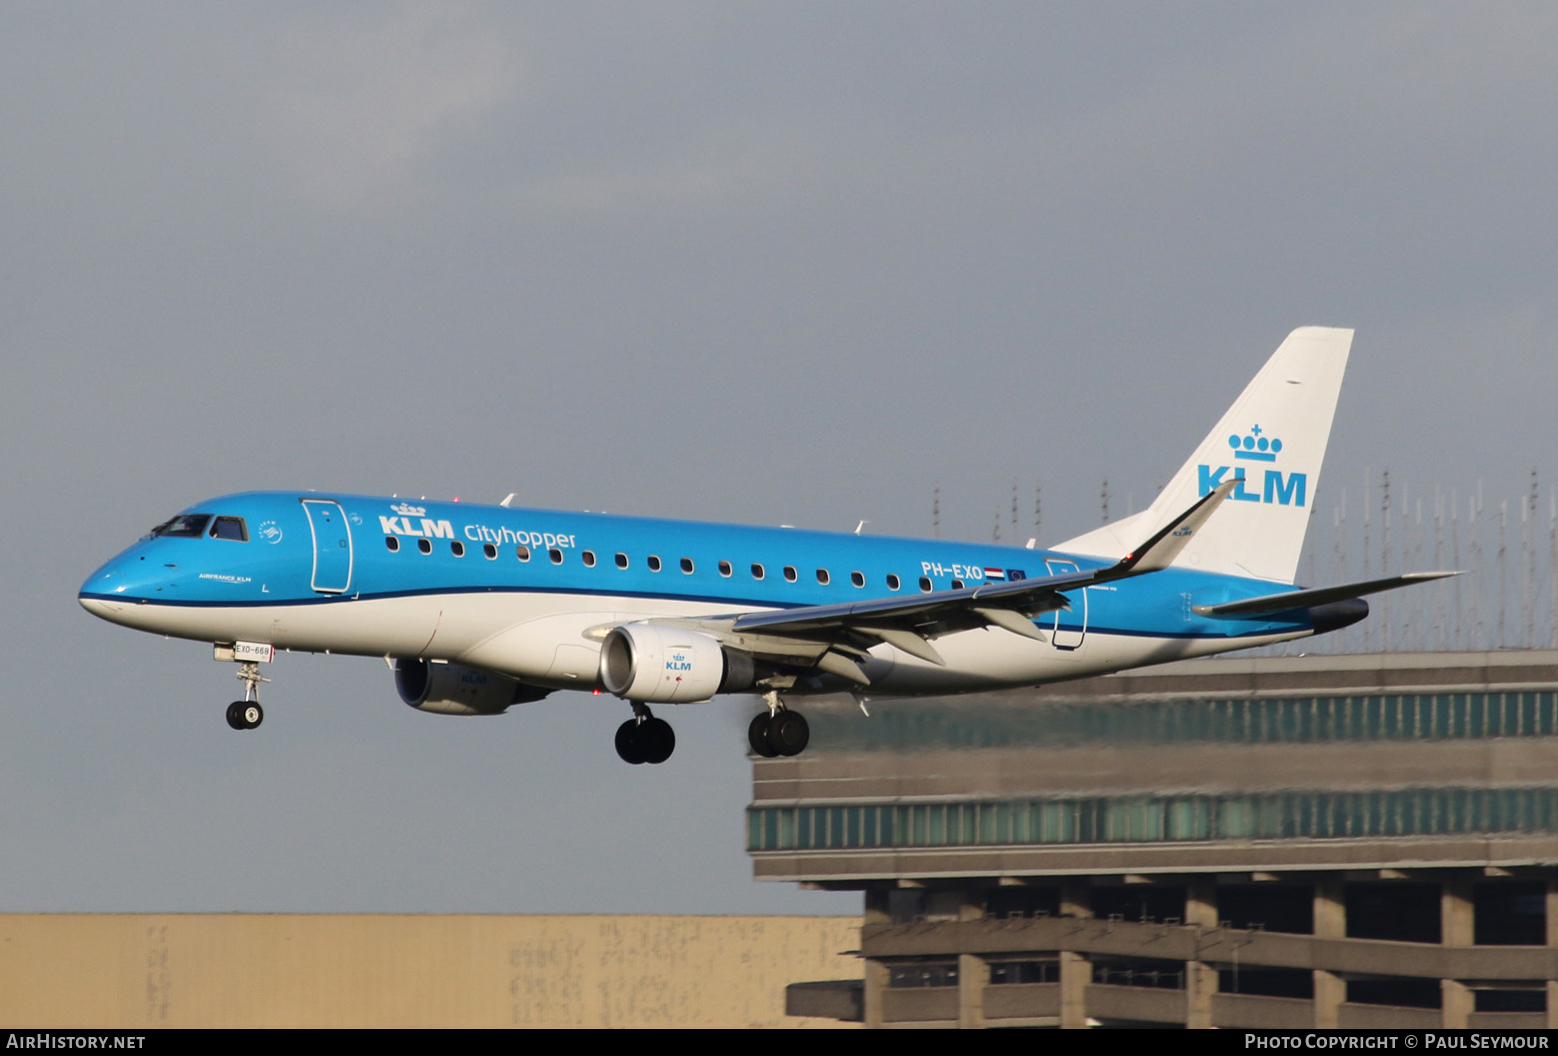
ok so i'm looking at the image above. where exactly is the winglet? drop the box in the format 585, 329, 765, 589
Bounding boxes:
1109, 478, 1238, 577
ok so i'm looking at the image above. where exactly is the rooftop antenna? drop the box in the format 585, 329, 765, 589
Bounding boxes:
1362, 467, 1372, 652
1033, 483, 1042, 544
1525, 470, 1538, 649
1433, 486, 1446, 651
933, 483, 940, 539
1469, 494, 1486, 650
1332, 489, 1348, 652
1450, 487, 1462, 650
1011, 483, 1019, 538
1549, 492, 1557, 649
992, 509, 1001, 543
1101, 478, 1109, 524
1498, 499, 1508, 650
1381, 468, 1392, 652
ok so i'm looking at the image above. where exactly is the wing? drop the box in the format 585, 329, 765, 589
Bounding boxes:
662, 479, 1238, 684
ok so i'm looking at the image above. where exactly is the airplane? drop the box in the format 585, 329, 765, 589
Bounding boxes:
79, 326, 1454, 764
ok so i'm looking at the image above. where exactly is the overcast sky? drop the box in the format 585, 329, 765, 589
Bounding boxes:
2, 3, 1555, 914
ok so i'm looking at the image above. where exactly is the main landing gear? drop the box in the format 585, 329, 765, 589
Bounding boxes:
226, 661, 267, 731
615, 703, 675, 765
748, 693, 809, 758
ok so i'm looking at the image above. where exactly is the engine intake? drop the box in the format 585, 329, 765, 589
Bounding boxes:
393, 658, 544, 715
599, 623, 754, 703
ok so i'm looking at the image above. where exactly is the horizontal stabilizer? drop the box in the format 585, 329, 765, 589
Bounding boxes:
1192, 571, 1461, 618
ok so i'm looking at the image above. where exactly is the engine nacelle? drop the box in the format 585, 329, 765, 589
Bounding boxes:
599, 623, 754, 703
393, 658, 543, 716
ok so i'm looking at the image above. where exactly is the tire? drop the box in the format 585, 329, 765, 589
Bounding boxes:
242, 703, 264, 729
615, 719, 647, 764
769, 711, 810, 756
225, 702, 247, 731
642, 718, 675, 764
748, 713, 779, 757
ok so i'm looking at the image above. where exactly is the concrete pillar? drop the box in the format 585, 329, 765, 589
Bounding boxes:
1442, 877, 1474, 947
1061, 882, 1091, 919
1185, 960, 1217, 1029
864, 887, 891, 926
863, 958, 889, 1030
1313, 969, 1344, 1029
1441, 979, 1472, 1029
1186, 878, 1217, 928
1547, 982, 1558, 1031
1059, 950, 1089, 1029
958, 953, 988, 1029
1314, 878, 1345, 939
1546, 879, 1558, 1028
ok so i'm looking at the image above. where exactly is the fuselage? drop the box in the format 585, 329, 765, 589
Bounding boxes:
80, 491, 1318, 697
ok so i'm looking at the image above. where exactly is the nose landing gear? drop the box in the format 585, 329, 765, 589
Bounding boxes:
225, 661, 267, 731
748, 692, 809, 758
615, 703, 675, 764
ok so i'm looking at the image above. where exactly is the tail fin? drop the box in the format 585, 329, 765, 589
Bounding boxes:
1056, 326, 1353, 584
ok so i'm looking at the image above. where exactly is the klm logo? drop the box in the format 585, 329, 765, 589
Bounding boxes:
1197, 425, 1306, 506
666, 651, 693, 672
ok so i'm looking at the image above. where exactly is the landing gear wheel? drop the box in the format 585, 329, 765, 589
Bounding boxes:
226, 701, 247, 731
748, 712, 780, 757
615, 719, 648, 764
242, 702, 263, 729
769, 711, 809, 757
641, 718, 675, 764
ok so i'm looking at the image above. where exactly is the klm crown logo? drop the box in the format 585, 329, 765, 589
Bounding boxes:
1198, 424, 1306, 507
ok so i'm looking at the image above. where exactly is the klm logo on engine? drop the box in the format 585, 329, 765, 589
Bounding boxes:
1197, 425, 1306, 507
666, 652, 692, 672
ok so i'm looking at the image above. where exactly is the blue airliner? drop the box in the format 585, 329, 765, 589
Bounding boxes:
80, 327, 1451, 764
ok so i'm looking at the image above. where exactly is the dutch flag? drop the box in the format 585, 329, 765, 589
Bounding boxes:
983, 567, 1006, 580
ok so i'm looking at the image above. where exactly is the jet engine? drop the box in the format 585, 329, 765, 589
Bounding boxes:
393, 658, 545, 715
599, 623, 755, 703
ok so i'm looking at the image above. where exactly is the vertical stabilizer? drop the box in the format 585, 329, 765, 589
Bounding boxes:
1057, 326, 1353, 584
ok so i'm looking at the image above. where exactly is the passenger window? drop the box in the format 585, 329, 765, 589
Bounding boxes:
919, 576, 932, 592
816, 569, 830, 585
451, 541, 465, 557
615, 552, 629, 569
208, 516, 248, 541
718, 561, 732, 577
549, 548, 563, 564
648, 555, 662, 572
680, 557, 694, 574
783, 566, 797, 582
951, 579, 963, 590
483, 543, 497, 559
385, 536, 400, 552
751, 563, 765, 580
583, 550, 597, 567
516, 545, 531, 561
887, 573, 901, 591
850, 571, 865, 588
418, 538, 432, 555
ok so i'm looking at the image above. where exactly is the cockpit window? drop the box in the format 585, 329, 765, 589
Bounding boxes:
208, 516, 248, 542
148, 514, 211, 538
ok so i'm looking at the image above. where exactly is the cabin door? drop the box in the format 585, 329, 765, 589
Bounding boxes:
1042, 558, 1087, 649
302, 499, 353, 594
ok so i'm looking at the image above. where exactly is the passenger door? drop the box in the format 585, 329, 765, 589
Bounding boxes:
1043, 558, 1087, 649
302, 499, 353, 594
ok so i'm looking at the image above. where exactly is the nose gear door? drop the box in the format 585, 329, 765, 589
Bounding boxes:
302, 499, 353, 594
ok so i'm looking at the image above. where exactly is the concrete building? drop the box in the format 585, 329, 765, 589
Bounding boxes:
0, 914, 860, 1028
765, 650, 1558, 1028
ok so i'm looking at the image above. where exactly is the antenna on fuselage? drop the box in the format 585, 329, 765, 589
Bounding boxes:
854, 520, 868, 535
500, 494, 515, 507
